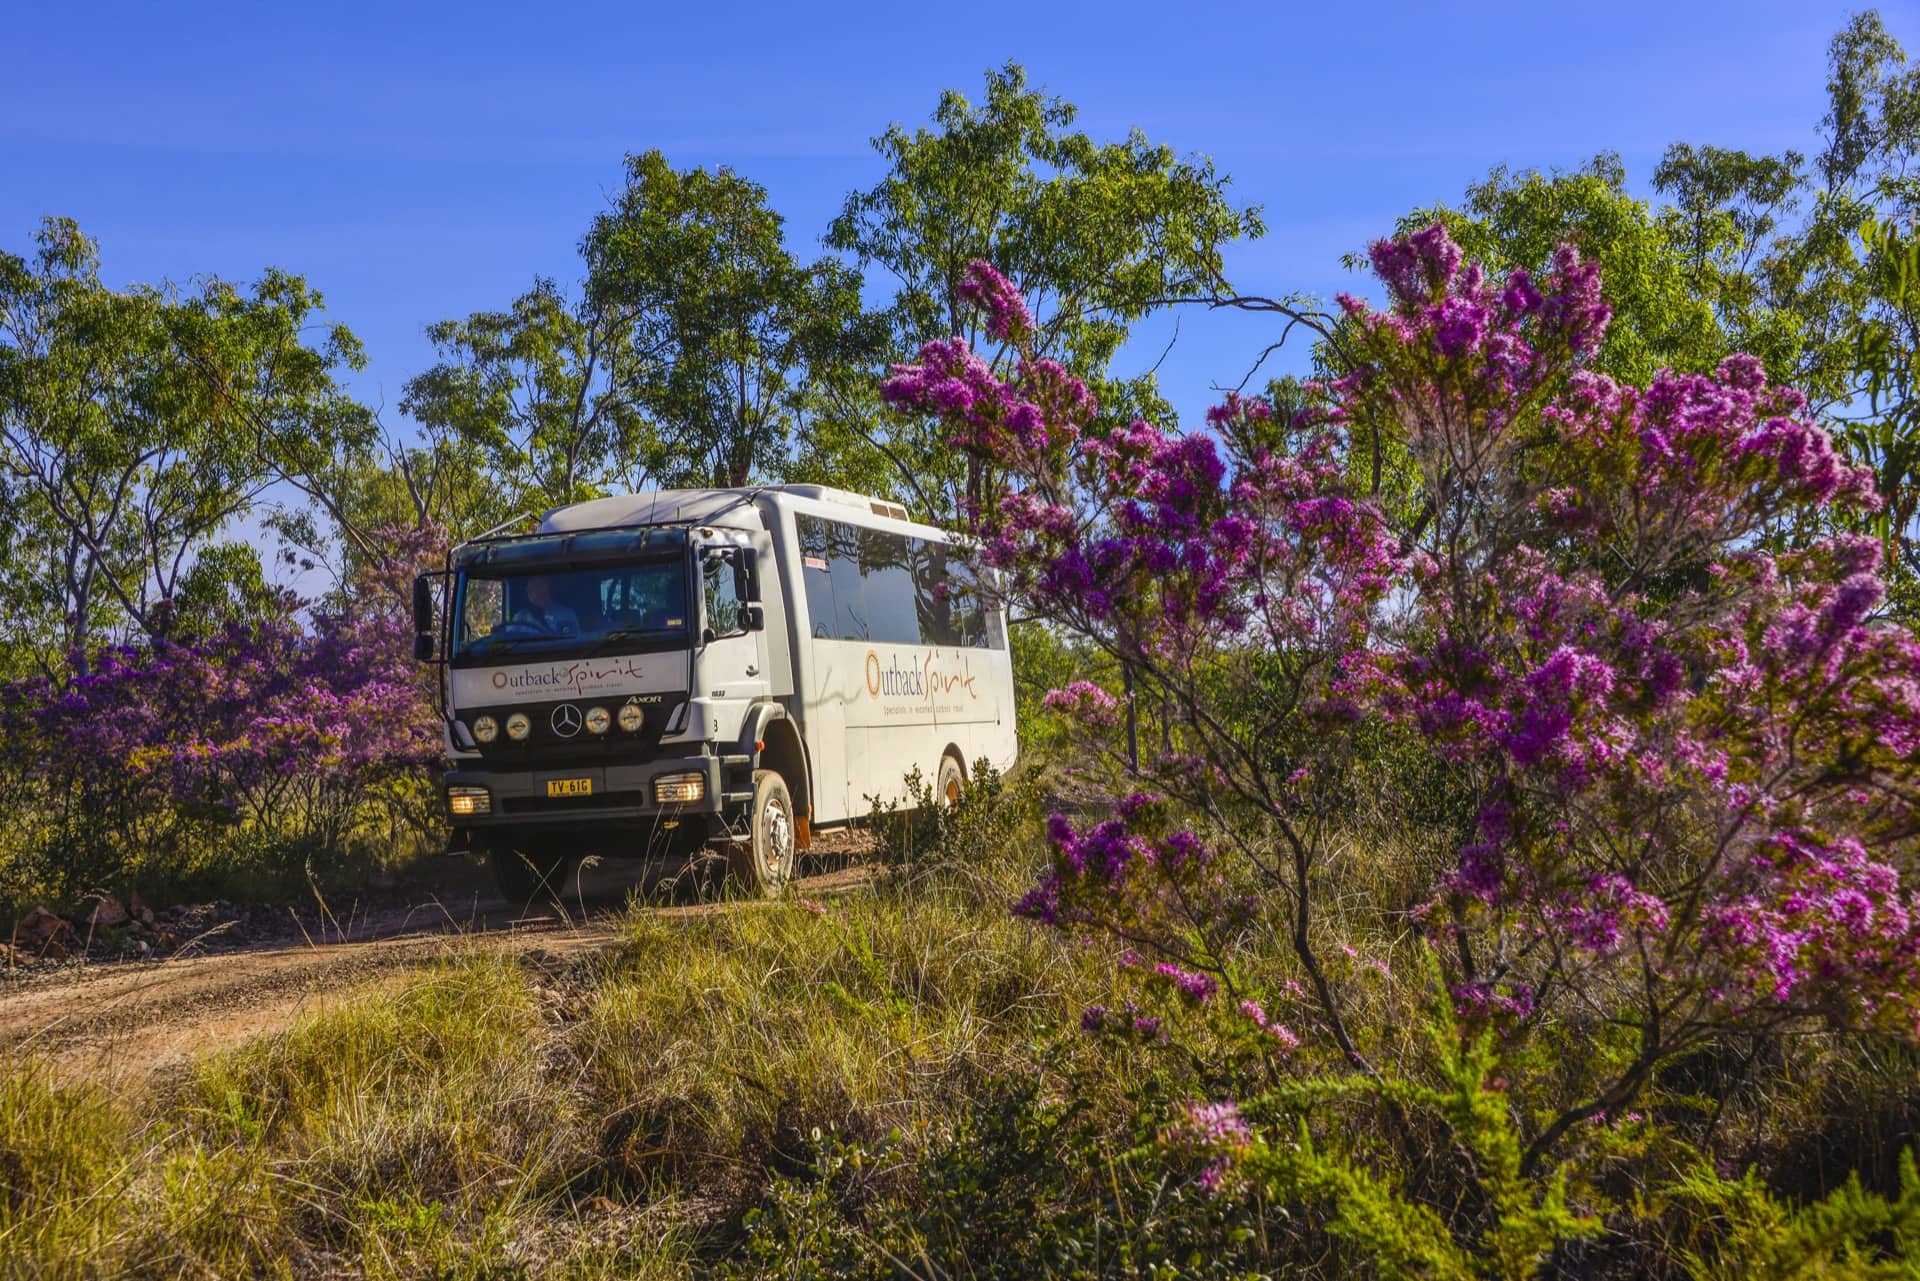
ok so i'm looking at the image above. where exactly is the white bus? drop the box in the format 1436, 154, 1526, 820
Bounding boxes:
412, 485, 1018, 899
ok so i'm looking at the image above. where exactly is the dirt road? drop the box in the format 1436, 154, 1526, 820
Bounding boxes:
0, 853, 873, 1081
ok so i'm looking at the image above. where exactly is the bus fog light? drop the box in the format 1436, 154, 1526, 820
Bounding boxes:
584, 705, 610, 734
472, 715, 499, 743
617, 703, 644, 732
448, 786, 491, 816
653, 772, 705, 804
506, 713, 531, 741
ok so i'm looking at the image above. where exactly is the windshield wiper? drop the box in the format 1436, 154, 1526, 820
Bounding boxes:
591, 627, 680, 651
462, 632, 569, 655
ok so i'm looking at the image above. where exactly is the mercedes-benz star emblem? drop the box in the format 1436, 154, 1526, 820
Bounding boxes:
550, 704, 582, 738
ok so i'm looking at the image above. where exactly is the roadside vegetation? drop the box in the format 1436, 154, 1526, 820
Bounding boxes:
9, 12, 1920, 1280
5, 768, 1917, 1277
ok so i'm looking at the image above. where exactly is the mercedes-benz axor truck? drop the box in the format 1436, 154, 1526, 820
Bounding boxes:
411, 486, 1018, 899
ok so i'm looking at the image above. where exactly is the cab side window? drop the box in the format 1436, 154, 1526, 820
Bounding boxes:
703, 553, 745, 636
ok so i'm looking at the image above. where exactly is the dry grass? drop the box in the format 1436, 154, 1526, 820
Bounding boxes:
0, 785, 1130, 1278
581, 870, 1120, 1205
5, 761, 1905, 1278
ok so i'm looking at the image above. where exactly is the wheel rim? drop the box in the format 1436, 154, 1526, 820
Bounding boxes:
763, 795, 793, 879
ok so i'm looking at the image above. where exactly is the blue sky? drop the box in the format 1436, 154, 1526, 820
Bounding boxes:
3, 0, 1909, 531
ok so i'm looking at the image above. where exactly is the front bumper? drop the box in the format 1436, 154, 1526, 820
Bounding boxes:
445, 750, 755, 830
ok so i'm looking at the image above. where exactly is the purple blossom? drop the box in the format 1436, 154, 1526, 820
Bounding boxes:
1163, 1100, 1254, 1198
1041, 680, 1122, 728
1153, 962, 1219, 1003
880, 216, 1920, 1063
1369, 222, 1463, 305
957, 259, 1034, 343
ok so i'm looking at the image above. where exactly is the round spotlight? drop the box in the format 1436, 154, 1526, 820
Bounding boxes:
617, 703, 644, 733
472, 715, 499, 744
506, 712, 531, 741
584, 705, 610, 735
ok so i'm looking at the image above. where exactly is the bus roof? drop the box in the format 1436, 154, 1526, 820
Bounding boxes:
536, 485, 916, 535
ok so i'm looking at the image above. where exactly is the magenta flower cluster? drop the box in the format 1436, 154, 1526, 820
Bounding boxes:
3, 613, 436, 826
888, 219, 1920, 1086
2, 533, 442, 851
1040, 680, 1122, 727
1162, 1099, 1255, 1195
955, 259, 1034, 344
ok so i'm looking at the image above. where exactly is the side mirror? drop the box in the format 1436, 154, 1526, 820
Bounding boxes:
411, 575, 436, 663
412, 575, 434, 634
744, 604, 765, 632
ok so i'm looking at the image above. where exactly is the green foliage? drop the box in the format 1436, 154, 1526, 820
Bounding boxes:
404, 151, 888, 514
830, 62, 1264, 519
400, 273, 659, 512
868, 756, 1022, 873
734, 1076, 1281, 1281
586, 150, 889, 491
1664, 1151, 1920, 1279
169, 540, 298, 637
0, 217, 372, 671
1243, 970, 1602, 1281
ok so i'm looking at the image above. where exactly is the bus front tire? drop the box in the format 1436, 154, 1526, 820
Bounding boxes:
728, 769, 795, 896
493, 846, 568, 904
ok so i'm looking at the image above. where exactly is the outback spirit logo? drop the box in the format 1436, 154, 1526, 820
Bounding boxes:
865, 650, 979, 703
488, 657, 656, 698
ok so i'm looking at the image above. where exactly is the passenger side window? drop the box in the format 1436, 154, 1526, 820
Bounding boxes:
827, 522, 868, 640
859, 528, 920, 645
798, 515, 837, 640
703, 552, 745, 637
912, 541, 993, 647
794, 513, 1007, 650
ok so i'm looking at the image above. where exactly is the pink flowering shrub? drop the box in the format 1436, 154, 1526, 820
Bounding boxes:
0, 530, 441, 909
882, 232, 1920, 1198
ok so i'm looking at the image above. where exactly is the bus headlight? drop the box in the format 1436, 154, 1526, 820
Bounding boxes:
653, 772, 705, 804
617, 703, 644, 732
448, 786, 491, 816
584, 705, 610, 734
472, 715, 499, 743
506, 712, 531, 741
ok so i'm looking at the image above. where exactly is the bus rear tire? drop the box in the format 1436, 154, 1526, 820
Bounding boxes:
728, 769, 795, 896
936, 753, 965, 807
494, 845, 568, 904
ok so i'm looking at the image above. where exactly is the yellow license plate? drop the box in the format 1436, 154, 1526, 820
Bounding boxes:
546, 778, 593, 798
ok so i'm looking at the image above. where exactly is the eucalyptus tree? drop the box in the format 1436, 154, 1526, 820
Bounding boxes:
0, 218, 372, 672
399, 276, 655, 513
404, 151, 884, 512
829, 62, 1266, 519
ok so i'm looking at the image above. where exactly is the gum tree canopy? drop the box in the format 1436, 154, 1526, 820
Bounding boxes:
0, 218, 372, 671
834, 63, 1266, 519
402, 151, 882, 509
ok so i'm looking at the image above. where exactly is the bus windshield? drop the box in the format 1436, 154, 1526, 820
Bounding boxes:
452, 558, 690, 662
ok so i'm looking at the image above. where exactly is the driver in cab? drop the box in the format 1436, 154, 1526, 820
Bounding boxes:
515, 574, 580, 636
